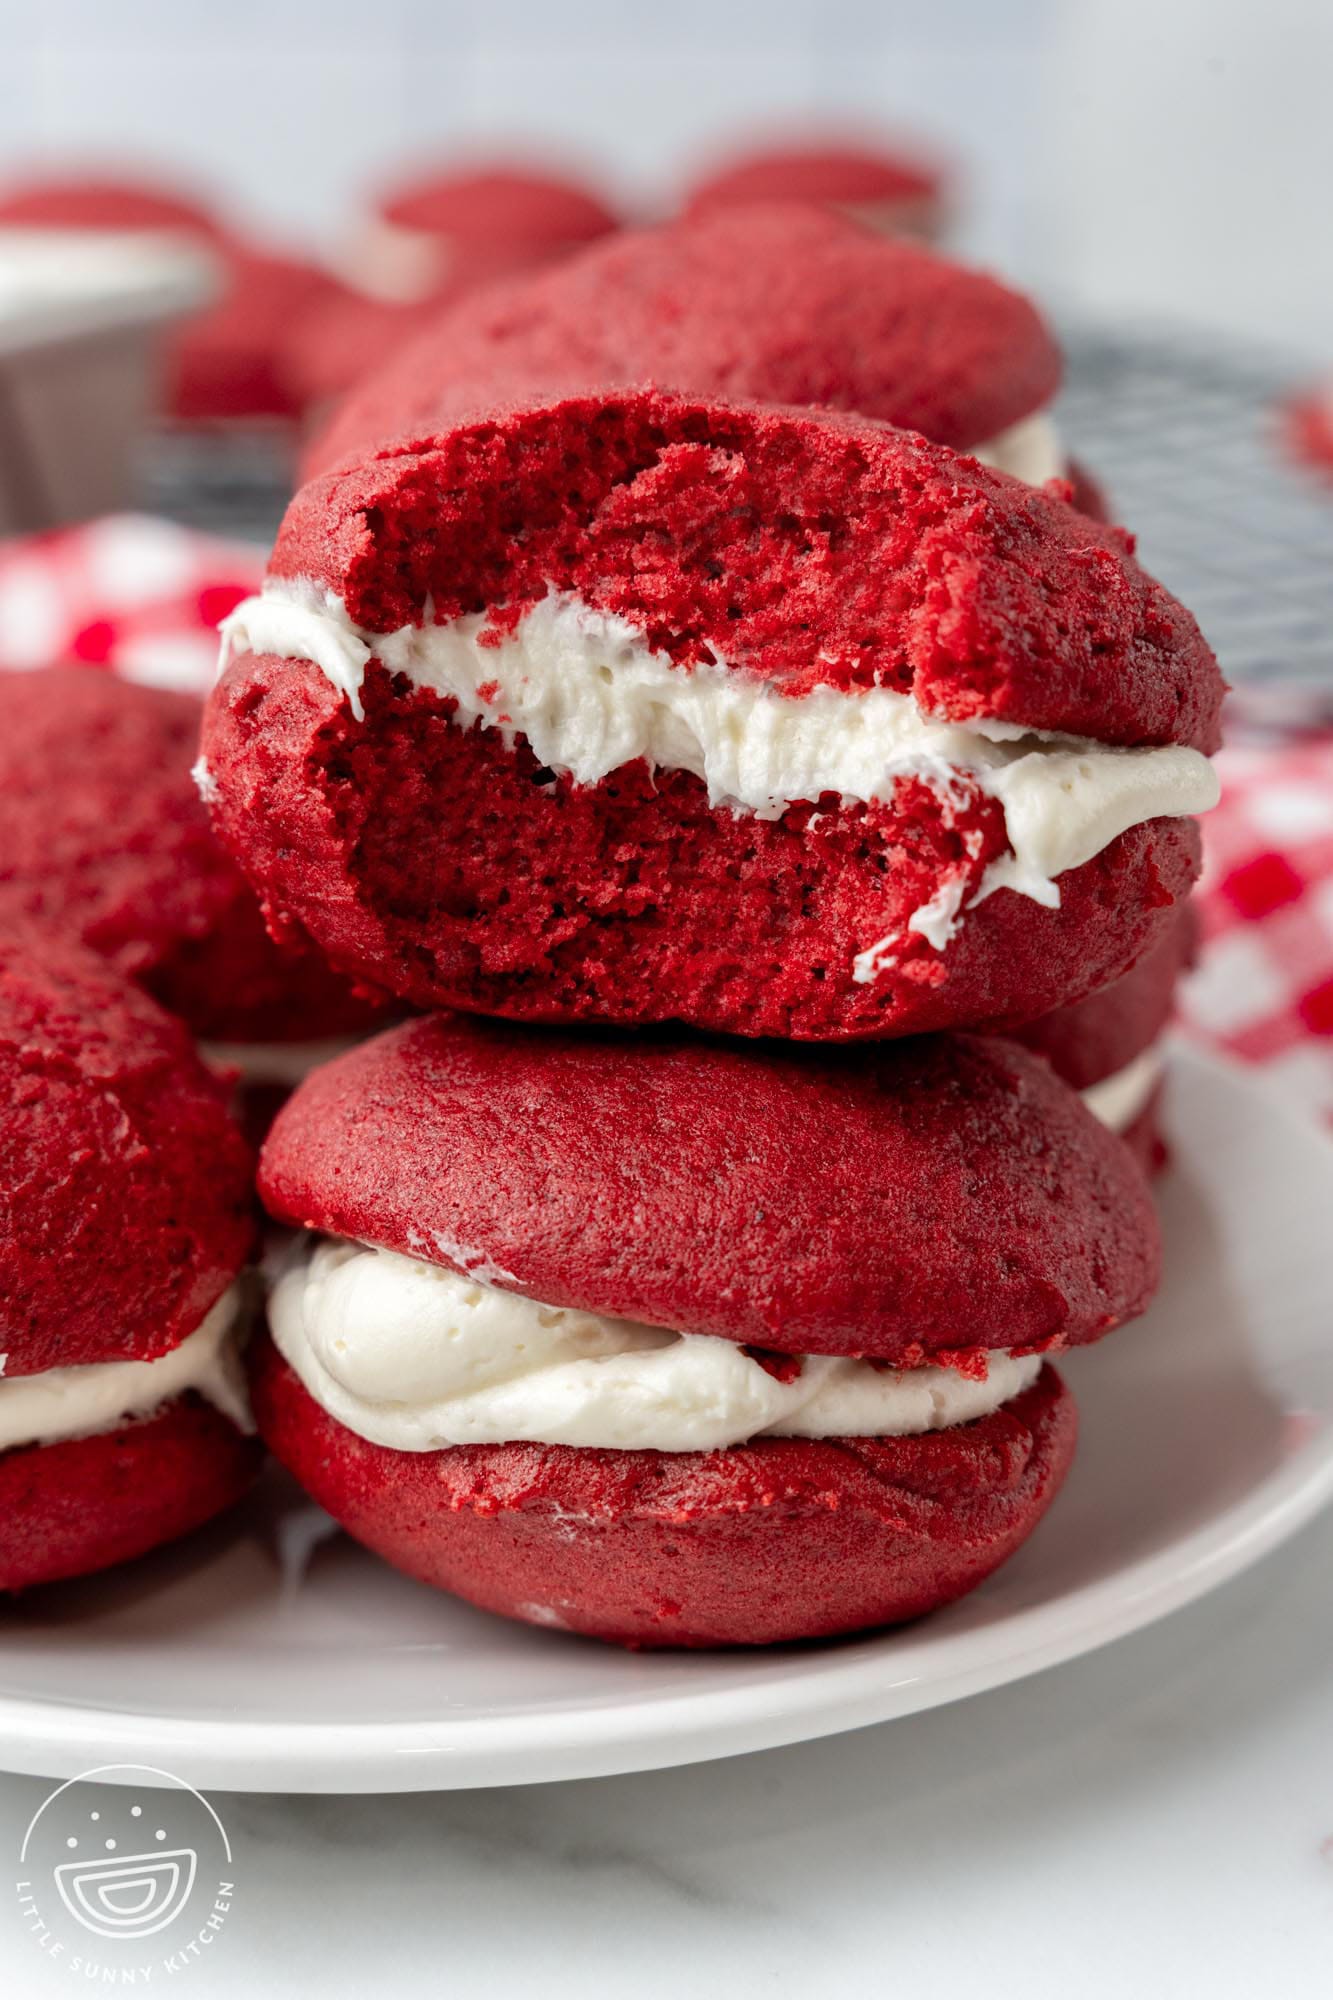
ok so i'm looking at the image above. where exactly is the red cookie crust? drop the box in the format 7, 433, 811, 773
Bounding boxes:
377, 165, 618, 251
250, 1338, 1075, 1647
260, 1015, 1160, 1361
282, 287, 456, 416
1283, 387, 1333, 478
169, 249, 341, 424
1066, 458, 1110, 523
0, 665, 381, 1043
0, 1397, 261, 1593
0, 175, 222, 239
309, 204, 1061, 479
1, 928, 254, 1375
210, 390, 1218, 1038
684, 140, 941, 213
1011, 901, 1197, 1091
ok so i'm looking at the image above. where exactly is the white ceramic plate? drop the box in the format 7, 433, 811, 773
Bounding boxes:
1, 1046, 1330, 1794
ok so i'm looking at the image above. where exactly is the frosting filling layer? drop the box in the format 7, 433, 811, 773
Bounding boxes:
0, 1284, 252, 1453
269, 1236, 1043, 1455
972, 410, 1064, 485
219, 585, 1217, 970
1080, 1043, 1164, 1133
351, 216, 450, 301
201, 1034, 363, 1089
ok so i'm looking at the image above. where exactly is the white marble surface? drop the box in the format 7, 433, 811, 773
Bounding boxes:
2, 1506, 1331, 1998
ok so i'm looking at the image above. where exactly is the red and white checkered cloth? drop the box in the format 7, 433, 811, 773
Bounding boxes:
1176, 735, 1333, 1120
2, 516, 1330, 1120
0, 514, 261, 695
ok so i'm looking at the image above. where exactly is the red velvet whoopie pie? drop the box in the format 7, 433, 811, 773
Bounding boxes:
207, 387, 1220, 1042
357, 161, 620, 303
0, 929, 259, 1591
251, 1012, 1162, 1647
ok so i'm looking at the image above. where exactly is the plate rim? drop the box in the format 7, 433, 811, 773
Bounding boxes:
2, 1045, 1331, 1793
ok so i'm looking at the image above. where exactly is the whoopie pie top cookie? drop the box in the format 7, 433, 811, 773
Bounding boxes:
0, 927, 254, 1378
0, 173, 224, 238
682, 138, 944, 221
209, 387, 1221, 1040
308, 203, 1062, 482
260, 1012, 1160, 1370
0, 665, 381, 1045
374, 162, 618, 260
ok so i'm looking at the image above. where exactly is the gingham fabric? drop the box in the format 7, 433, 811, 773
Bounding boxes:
0, 514, 261, 695
1176, 736, 1333, 1121
1, 516, 1329, 1119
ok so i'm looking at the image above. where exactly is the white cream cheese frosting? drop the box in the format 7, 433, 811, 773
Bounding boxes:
0, 1284, 252, 1455
972, 410, 1065, 486
219, 585, 1217, 973
1080, 1043, 1165, 1133
200, 1034, 363, 1090
268, 1236, 1042, 1455
347, 217, 450, 303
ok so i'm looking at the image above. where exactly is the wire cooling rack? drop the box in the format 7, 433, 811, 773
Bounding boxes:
142, 325, 1333, 690
138, 425, 294, 548
1056, 324, 1332, 690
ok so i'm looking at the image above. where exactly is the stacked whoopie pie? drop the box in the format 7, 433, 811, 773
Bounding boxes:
251, 1019, 1155, 1646
211, 388, 1217, 1038
295, 207, 1202, 1132
193, 241, 1225, 1645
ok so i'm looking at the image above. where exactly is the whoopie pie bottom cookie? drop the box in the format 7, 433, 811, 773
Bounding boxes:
0, 1285, 261, 1593
251, 1333, 1075, 1648
0, 1403, 261, 1594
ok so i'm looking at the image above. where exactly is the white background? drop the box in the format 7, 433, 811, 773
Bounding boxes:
0, 0, 1329, 354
